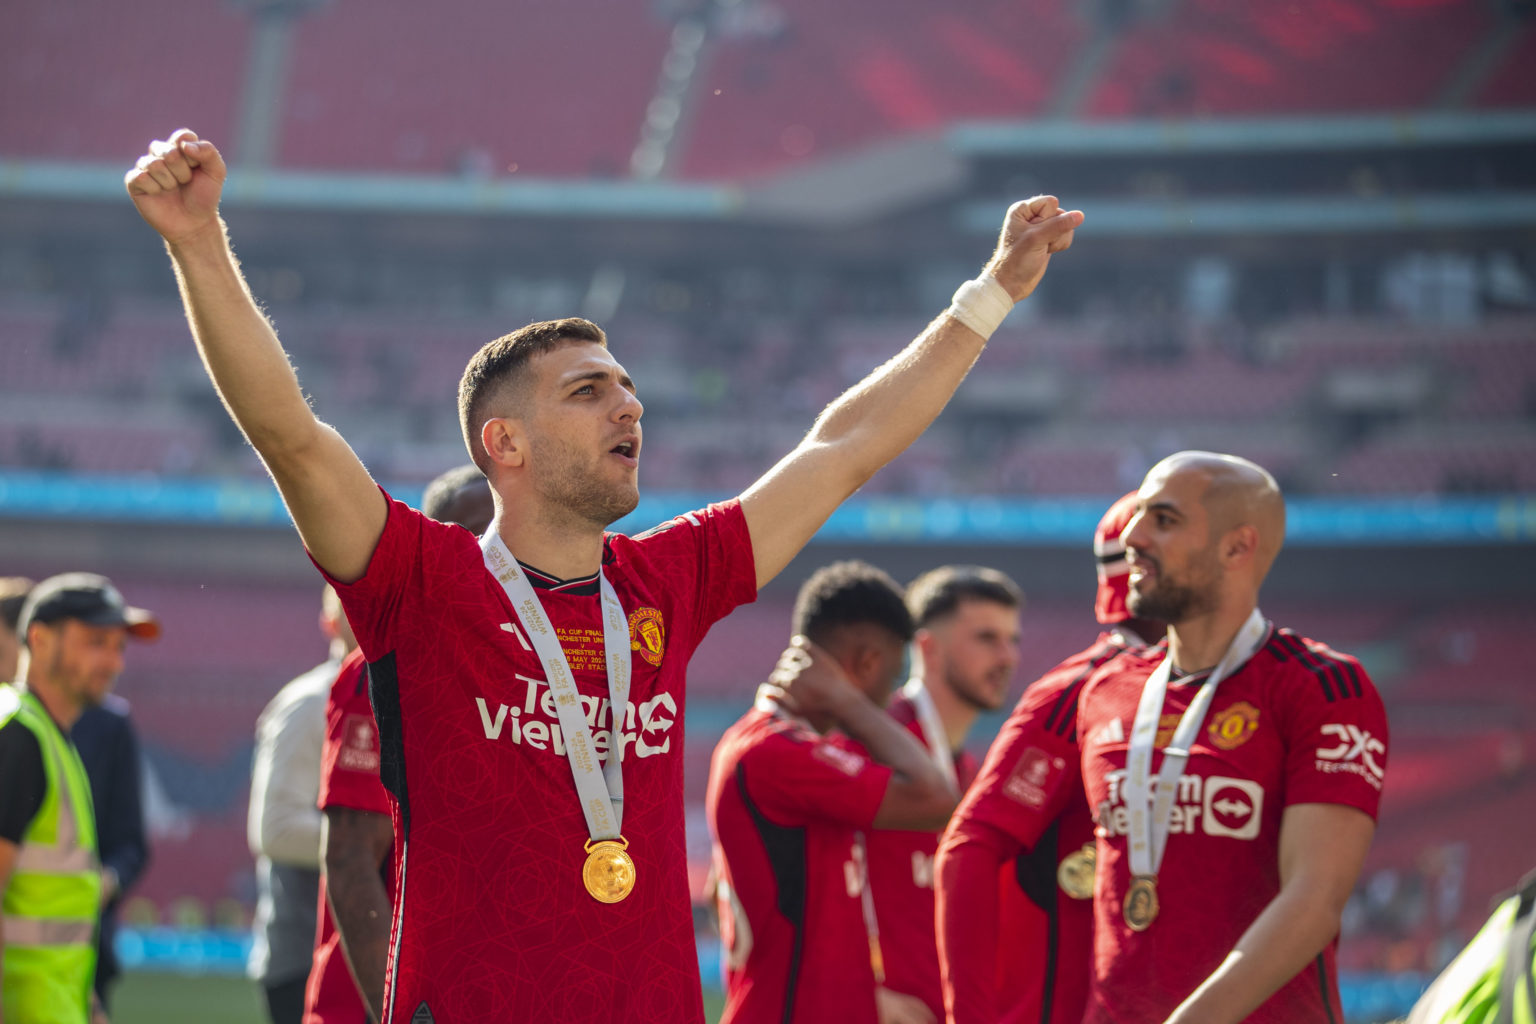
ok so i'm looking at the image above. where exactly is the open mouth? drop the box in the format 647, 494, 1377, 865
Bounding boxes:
609, 439, 639, 464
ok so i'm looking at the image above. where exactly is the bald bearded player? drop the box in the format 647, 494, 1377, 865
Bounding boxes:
1076, 452, 1389, 1024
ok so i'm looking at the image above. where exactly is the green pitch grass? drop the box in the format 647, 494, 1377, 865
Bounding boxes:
111, 972, 728, 1022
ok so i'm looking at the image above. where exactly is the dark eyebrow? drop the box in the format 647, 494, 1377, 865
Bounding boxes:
561, 369, 636, 393
1147, 500, 1182, 517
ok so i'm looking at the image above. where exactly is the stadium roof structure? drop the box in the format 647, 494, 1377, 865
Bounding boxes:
4, 110, 1535, 235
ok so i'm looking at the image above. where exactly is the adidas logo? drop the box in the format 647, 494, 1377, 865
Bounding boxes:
1089, 718, 1126, 746
412, 1003, 435, 1024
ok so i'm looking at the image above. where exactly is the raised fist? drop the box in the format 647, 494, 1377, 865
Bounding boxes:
124, 129, 227, 246
983, 195, 1084, 303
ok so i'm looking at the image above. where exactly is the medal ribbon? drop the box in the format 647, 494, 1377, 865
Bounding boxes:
482, 533, 630, 841
901, 676, 959, 792
1123, 608, 1268, 879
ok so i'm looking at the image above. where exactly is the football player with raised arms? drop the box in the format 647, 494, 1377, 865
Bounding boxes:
125, 128, 1082, 1023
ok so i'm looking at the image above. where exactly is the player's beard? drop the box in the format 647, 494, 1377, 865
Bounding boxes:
946, 666, 1010, 713
1127, 547, 1221, 625
529, 434, 639, 530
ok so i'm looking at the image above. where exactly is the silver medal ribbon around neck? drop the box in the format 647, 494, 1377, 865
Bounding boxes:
1122, 608, 1268, 881
901, 675, 959, 792
481, 533, 630, 841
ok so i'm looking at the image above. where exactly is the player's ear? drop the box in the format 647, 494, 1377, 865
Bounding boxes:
482, 417, 526, 470
1222, 524, 1259, 569
848, 641, 886, 695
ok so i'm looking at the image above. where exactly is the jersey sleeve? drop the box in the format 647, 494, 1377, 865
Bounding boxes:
935, 816, 1015, 1024
741, 727, 893, 830
318, 654, 391, 816
629, 500, 758, 644
1277, 645, 1389, 819
0, 719, 45, 845
952, 666, 1088, 853
310, 489, 470, 665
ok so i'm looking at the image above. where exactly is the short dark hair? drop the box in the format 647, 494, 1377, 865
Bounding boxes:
906, 565, 1023, 628
791, 561, 914, 648
457, 318, 608, 473
421, 464, 488, 520
0, 577, 34, 633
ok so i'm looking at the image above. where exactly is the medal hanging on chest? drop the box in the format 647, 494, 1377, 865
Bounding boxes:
582, 837, 636, 903
1120, 609, 1268, 930
1057, 843, 1096, 901
1123, 874, 1159, 930
483, 534, 636, 903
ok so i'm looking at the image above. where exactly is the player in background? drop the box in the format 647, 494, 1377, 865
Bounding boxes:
1, 573, 160, 1024
126, 127, 1079, 1024
851, 566, 1023, 1023
0, 578, 33, 681
934, 493, 1162, 1024
248, 587, 357, 1024
305, 465, 494, 1024
706, 561, 960, 1024
1077, 452, 1388, 1024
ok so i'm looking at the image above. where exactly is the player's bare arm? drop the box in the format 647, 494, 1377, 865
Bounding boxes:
769, 640, 958, 830
125, 129, 385, 583
739, 197, 1083, 589
1162, 803, 1376, 1024
322, 808, 394, 1024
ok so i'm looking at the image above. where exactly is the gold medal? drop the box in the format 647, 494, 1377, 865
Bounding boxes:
1123, 874, 1159, 931
582, 837, 636, 904
1057, 843, 1096, 900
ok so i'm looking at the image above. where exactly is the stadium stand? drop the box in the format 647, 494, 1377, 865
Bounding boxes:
1084, 0, 1495, 119
277, 0, 671, 176
0, 0, 247, 162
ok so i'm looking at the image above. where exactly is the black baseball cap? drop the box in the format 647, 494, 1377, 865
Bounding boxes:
17, 573, 161, 643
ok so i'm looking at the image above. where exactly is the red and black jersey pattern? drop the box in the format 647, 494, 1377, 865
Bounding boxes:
320, 493, 758, 1024
936, 632, 1140, 1024
1078, 624, 1389, 1024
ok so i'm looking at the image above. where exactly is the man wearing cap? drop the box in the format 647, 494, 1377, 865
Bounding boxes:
0, 572, 159, 1024
935, 494, 1162, 1024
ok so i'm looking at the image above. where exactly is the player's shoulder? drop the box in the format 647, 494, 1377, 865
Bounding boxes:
1258, 627, 1379, 704
0, 712, 43, 761
1077, 635, 1162, 698
885, 690, 919, 729
620, 499, 744, 552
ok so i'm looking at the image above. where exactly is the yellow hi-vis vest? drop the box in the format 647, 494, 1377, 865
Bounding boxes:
0, 684, 101, 1024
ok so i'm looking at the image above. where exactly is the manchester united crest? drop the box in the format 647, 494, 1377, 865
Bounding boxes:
628, 607, 666, 667
1208, 701, 1260, 750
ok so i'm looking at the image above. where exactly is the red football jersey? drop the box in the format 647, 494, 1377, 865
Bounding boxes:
304, 648, 389, 1024
322, 494, 757, 1024
1077, 626, 1389, 1024
855, 691, 978, 1019
707, 705, 894, 1024
937, 632, 1134, 1024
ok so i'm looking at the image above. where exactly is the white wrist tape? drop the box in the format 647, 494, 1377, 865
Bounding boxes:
946, 275, 1015, 340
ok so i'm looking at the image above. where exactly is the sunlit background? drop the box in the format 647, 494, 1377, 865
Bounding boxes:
3, 1, 1534, 1020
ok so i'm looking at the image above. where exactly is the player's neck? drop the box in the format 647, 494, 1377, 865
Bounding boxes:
490, 511, 607, 581
1167, 599, 1257, 674
19, 676, 83, 731
919, 674, 978, 752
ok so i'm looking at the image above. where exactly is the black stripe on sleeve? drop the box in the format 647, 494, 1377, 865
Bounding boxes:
366, 653, 409, 832
1317, 953, 1339, 1024
1045, 640, 1120, 739
736, 762, 808, 1024
1273, 633, 1336, 703
1273, 631, 1371, 705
